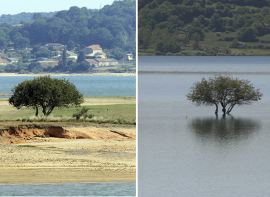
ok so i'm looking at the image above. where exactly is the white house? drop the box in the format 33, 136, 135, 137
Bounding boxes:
123, 53, 133, 61
84, 45, 106, 58
84, 59, 99, 67
67, 51, 78, 60
95, 58, 118, 66
7, 58, 18, 63
45, 43, 62, 49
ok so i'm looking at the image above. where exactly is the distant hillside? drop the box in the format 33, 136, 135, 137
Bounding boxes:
0, 9, 99, 25
139, 0, 270, 56
0, 12, 58, 25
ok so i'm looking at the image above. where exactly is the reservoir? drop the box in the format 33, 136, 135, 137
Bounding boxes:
138, 56, 270, 197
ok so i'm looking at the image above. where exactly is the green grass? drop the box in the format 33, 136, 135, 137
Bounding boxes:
138, 29, 270, 56
3, 97, 136, 125
18, 145, 37, 148
46, 146, 58, 149
138, 48, 156, 56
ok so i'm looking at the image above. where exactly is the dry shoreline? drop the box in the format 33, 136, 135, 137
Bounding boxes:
0, 90, 136, 184
0, 125, 136, 184
0, 73, 136, 77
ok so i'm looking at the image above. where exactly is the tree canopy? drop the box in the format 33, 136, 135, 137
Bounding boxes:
138, 0, 270, 55
9, 76, 84, 116
187, 75, 262, 114
0, 0, 135, 57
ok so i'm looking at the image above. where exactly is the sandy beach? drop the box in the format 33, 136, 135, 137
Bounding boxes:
0, 125, 136, 184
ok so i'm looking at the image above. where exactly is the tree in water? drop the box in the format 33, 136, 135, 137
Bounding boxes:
9, 76, 84, 116
187, 75, 262, 114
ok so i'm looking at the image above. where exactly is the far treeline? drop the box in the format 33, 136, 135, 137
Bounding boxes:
139, 0, 270, 56
0, 0, 135, 59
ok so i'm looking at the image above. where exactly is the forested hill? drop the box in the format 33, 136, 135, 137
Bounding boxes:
0, 12, 58, 25
138, 0, 270, 56
0, 0, 135, 55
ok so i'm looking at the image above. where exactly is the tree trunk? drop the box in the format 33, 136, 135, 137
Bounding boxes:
226, 104, 235, 114
214, 103, 218, 114
42, 106, 55, 116
42, 106, 47, 116
221, 103, 226, 115
35, 106, 39, 117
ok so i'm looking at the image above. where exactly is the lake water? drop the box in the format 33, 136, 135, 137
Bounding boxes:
0, 182, 136, 196
138, 56, 270, 196
0, 76, 136, 97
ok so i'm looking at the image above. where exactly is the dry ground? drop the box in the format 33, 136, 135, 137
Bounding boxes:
0, 125, 136, 184
0, 97, 136, 184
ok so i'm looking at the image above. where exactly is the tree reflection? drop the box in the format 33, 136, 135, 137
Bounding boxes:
189, 115, 260, 142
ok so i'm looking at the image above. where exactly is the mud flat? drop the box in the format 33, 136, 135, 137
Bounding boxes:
0, 124, 136, 184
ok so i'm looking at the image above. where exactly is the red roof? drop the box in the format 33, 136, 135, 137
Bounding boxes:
0, 58, 8, 63
85, 59, 98, 63
87, 45, 102, 50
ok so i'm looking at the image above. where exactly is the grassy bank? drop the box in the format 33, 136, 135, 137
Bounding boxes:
0, 97, 136, 125
139, 31, 270, 56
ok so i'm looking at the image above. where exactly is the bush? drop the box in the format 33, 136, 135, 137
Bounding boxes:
155, 51, 163, 55
72, 106, 94, 120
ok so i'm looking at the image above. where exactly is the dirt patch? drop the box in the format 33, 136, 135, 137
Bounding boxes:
0, 125, 136, 184
0, 125, 136, 144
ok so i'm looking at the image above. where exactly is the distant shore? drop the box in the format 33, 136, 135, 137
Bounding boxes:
0, 73, 136, 77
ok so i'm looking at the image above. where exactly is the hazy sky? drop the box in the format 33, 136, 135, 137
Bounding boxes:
0, 0, 116, 15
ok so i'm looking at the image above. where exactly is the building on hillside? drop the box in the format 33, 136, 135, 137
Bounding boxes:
94, 52, 106, 59
0, 58, 9, 65
45, 43, 62, 49
95, 58, 118, 66
123, 53, 133, 61
84, 59, 99, 67
84, 45, 106, 58
67, 51, 78, 60
7, 58, 18, 63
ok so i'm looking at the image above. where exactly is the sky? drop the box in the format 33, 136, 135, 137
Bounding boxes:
0, 0, 116, 15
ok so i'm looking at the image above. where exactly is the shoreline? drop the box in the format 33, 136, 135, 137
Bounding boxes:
0, 167, 135, 184
0, 73, 136, 77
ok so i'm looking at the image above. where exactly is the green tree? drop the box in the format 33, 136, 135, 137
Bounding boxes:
138, 27, 152, 49
187, 75, 262, 115
9, 76, 84, 116
33, 13, 43, 20
208, 13, 223, 32
77, 50, 85, 63
67, 39, 76, 51
62, 46, 67, 69
237, 27, 258, 42
14, 37, 30, 49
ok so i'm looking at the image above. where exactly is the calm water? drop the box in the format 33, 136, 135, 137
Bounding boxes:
138, 56, 270, 196
0, 76, 135, 97
0, 182, 136, 196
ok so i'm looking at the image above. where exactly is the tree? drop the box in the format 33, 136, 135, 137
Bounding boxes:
237, 27, 258, 42
62, 46, 67, 69
187, 75, 262, 115
67, 39, 75, 51
9, 76, 84, 116
77, 50, 85, 63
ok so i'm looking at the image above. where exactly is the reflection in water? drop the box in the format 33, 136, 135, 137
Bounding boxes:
189, 115, 260, 142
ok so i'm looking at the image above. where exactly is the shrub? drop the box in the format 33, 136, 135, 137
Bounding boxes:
72, 106, 94, 120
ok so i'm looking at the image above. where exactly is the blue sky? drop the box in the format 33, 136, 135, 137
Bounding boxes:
0, 0, 116, 15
